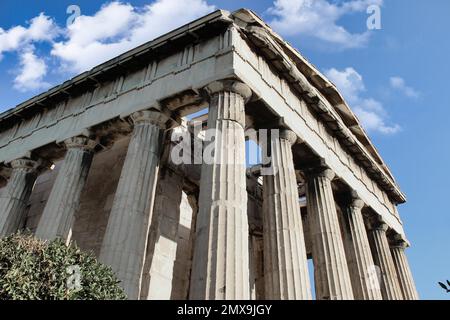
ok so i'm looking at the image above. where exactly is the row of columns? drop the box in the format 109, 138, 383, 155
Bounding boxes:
0, 79, 418, 300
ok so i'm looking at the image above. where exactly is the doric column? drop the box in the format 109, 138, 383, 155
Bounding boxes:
189, 80, 252, 300
305, 166, 354, 300
368, 222, 403, 300
390, 236, 419, 300
0, 159, 39, 237
339, 194, 382, 300
262, 129, 312, 300
100, 109, 168, 300
35, 136, 97, 241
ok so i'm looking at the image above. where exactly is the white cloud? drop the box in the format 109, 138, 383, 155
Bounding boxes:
51, 0, 215, 73
13, 47, 50, 92
0, 13, 59, 58
325, 67, 400, 134
267, 0, 383, 49
0, 0, 214, 92
0, 13, 58, 92
324, 67, 364, 103
390, 76, 419, 98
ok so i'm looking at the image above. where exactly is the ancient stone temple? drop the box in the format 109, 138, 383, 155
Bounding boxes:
0, 9, 418, 300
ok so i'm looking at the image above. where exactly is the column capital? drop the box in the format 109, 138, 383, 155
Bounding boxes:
391, 234, 409, 249
130, 109, 169, 128
64, 136, 98, 151
304, 166, 335, 181
371, 221, 389, 232
10, 158, 39, 172
391, 241, 408, 250
301, 158, 336, 181
279, 129, 298, 146
350, 198, 365, 210
336, 190, 365, 209
205, 80, 252, 102
348, 190, 365, 209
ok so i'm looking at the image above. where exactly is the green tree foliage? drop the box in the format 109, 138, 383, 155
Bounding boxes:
0, 233, 126, 300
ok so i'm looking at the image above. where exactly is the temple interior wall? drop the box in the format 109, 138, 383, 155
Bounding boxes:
25, 136, 129, 255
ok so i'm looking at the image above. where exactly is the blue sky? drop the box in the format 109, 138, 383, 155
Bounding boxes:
0, 0, 449, 299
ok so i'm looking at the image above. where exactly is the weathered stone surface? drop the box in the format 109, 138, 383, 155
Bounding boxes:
338, 194, 383, 300
35, 136, 97, 241
305, 167, 354, 300
247, 180, 264, 300
171, 192, 198, 300
249, 233, 264, 300
100, 109, 168, 300
141, 168, 184, 300
189, 80, 252, 300
71, 137, 129, 256
369, 223, 403, 300
0, 159, 39, 237
390, 239, 419, 300
262, 129, 311, 300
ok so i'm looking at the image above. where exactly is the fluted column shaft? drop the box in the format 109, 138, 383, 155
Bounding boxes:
0, 159, 38, 237
391, 241, 419, 300
369, 223, 403, 300
35, 136, 96, 241
189, 80, 252, 300
100, 109, 168, 300
305, 168, 354, 300
340, 197, 382, 300
262, 129, 312, 300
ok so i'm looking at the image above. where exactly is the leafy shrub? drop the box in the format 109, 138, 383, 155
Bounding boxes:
0, 233, 126, 300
